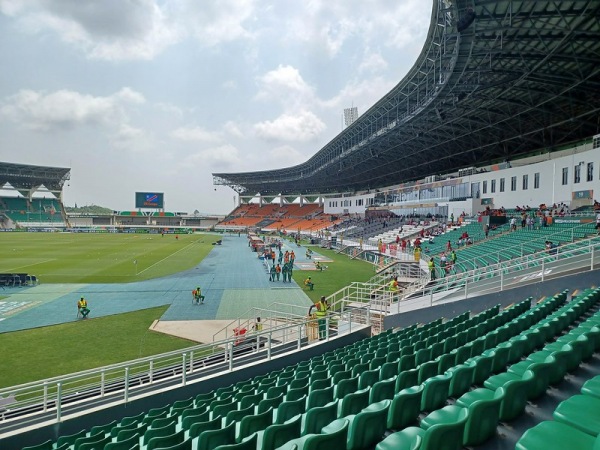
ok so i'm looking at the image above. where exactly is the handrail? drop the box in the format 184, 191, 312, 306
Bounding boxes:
0, 308, 370, 432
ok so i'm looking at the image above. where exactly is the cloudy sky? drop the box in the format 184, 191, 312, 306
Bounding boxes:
0, 0, 431, 214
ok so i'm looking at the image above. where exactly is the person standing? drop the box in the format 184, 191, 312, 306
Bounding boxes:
275, 264, 281, 281
269, 264, 276, 282
309, 296, 329, 340
428, 258, 436, 280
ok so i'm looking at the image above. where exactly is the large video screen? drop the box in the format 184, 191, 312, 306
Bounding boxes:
135, 192, 164, 209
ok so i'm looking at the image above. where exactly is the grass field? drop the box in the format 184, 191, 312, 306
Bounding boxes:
0, 232, 375, 387
0, 232, 221, 283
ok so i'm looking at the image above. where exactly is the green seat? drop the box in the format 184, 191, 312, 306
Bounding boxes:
182, 410, 211, 430
75, 434, 111, 450
196, 391, 216, 404
418, 360, 439, 384
258, 393, 285, 414
338, 387, 370, 417
147, 429, 185, 450
189, 416, 222, 439
395, 368, 419, 392
335, 375, 358, 400
105, 434, 140, 450
399, 353, 416, 371
496, 371, 535, 421
516, 421, 599, 450
197, 420, 236, 450
446, 363, 470, 395
378, 408, 467, 450
301, 400, 338, 435
380, 361, 400, 380
143, 421, 176, 445
89, 419, 117, 437
110, 421, 138, 438
214, 401, 239, 421
421, 373, 451, 412
150, 416, 176, 429
581, 375, 600, 400
240, 392, 264, 410
332, 369, 352, 385
238, 407, 274, 442
437, 353, 456, 374
422, 388, 504, 446
259, 414, 302, 450
56, 430, 87, 448
287, 384, 309, 402
276, 395, 307, 424
267, 385, 288, 399
307, 385, 334, 409
325, 399, 390, 450
358, 368, 380, 389
147, 404, 171, 417
226, 404, 255, 426
171, 397, 194, 414
214, 434, 257, 450
553, 394, 600, 436
415, 347, 432, 366
370, 376, 397, 403
351, 362, 370, 378
387, 385, 423, 430
277, 418, 348, 450
486, 357, 553, 400
116, 427, 144, 443
469, 354, 494, 385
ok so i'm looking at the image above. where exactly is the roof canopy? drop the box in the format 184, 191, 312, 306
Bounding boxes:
0, 162, 71, 196
214, 0, 600, 195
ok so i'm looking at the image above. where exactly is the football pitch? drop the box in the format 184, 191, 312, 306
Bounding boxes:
0, 232, 222, 284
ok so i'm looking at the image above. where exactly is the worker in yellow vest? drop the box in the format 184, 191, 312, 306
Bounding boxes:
309, 296, 329, 340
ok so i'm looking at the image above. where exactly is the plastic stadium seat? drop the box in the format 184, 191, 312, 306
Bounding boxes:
485, 357, 553, 400
358, 368, 380, 389
395, 368, 419, 392
387, 385, 423, 430
380, 361, 399, 380
147, 429, 185, 450
421, 374, 451, 412
226, 404, 255, 427
332, 369, 352, 385
301, 400, 338, 435
189, 416, 222, 439
468, 354, 494, 385
370, 376, 397, 403
276, 418, 349, 450
259, 414, 302, 450
437, 353, 457, 374
116, 427, 145, 443
377, 408, 467, 450
447, 364, 475, 398
238, 407, 274, 442
89, 419, 117, 437
399, 353, 416, 371
553, 394, 600, 436
214, 434, 257, 450
287, 385, 309, 402
151, 416, 177, 429
335, 375, 358, 400
581, 375, 600, 400
338, 387, 370, 417
258, 393, 285, 414
276, 395, 307, 424
422, 387, 504, 446
143, 421, 176, 445
110, 421, 138, 438
73, 433, 108, 450
182, 410, 210, 430
418, 360, 439, 384
268, 385, 288, 399
516, 421, 600, 450
56, 429, 87, 448
307, 385, 334, 409
197, 420, 236, 450
105, 434, 139, 450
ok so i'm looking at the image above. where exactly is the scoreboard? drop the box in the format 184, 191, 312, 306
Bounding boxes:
135, 192, 164, 209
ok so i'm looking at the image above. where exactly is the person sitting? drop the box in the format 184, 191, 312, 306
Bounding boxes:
304, 276, 314, 291
77, 297, 90, 319
305, 248, 313, 259
193, 286, 205, 304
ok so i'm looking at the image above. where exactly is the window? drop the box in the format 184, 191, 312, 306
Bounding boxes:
499, 178, 505, 192
534, 172, 540, 189
491, 179, 496, 193
587, 162, 594, 182
482, 180, 487, 194
562, 167, 568, 185
522, 174, 528, 190
511, 176, 517, 191
574, 164, 581, 184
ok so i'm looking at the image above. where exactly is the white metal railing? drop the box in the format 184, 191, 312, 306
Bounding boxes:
0, 309, 369, 433
397, 235, 600, 312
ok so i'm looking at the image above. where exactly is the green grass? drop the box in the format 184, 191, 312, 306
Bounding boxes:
0, 232, 220, 283
0, 306, 197, 388
291, 245, 375, 303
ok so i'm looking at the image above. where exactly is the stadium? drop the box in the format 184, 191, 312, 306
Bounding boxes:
1, 1, 600, 449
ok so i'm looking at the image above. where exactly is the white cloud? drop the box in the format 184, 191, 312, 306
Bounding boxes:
1, 87, 145, 131
1, 0, 257, 60
359, 52, 388, 74
223, 121, 244, 138
171, 126, 222, 143
254, 110, 326, 142
184, 144, 243, 171
255, 65, 315, 105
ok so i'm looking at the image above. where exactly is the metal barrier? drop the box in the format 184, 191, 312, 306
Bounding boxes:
0, 308, 369, 431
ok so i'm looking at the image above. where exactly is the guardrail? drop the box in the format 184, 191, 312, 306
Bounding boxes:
0, 308, 370, 433
397, 235, 600, 313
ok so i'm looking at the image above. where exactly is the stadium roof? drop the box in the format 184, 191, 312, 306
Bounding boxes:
0, 162, 71, 195
214, 0, 600, 196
